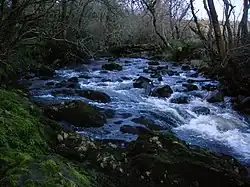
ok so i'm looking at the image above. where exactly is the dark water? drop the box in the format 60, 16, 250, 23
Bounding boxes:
21, 58, 250, 165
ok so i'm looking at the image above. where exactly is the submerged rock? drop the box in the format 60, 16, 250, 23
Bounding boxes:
78, 90, 111, 103
183, 83, 198, 91
192, 106, 210, 115
202, 84, 218, 91
170, 94, 189, 104
120, 125, 152, 135
132, 116, 167, 130
44, 100, 107, 127
102, 62, 122, 71
133, 76, 152, 88
68, 77, 79, 83
206, 90, 224, 103
181, 64, 190, 70
151, 85, 173, 98
148, 61, 160, 65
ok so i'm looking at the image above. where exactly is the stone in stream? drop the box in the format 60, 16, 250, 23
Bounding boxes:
44, 100, 106, 128
148, 61, 160, 65
51, 89, 78, 96
190, 72, 199, 77
157, 65, 168, 70
192, 106, 210, 115
78, 90, 111, 103
46, 81, 56, 86
102, 62, 122, 71
133, 76, 152, 88
202, 84, 218, 91
170, 94, 189, 104
182, 83, 198, 91
233, 96, 250, 114
205, 90, 224, 103
131, 116, 167, 130
66, 83, 81, 89
101, 78, 112, 82
181, 64, 191, 70
120, 125, 153, 135
68, 77, 79, 83
79, 74, 91, 79
151, 85, 173, 98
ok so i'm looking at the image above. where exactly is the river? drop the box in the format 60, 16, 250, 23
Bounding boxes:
21, 57, 250, 166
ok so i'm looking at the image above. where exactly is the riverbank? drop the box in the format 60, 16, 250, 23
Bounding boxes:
1, 88, 250, 186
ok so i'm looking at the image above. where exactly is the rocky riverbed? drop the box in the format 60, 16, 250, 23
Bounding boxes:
7, 57, 249, 186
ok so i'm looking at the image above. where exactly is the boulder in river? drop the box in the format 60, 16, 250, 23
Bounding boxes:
120, 125, 153, 135
233, 96, 250, 114
183, 83, 198, 91
151, 85, 173, 98
181, 64, 191, 70
78, 90, 111, 103
132, 116, 167, 130
44, 100, 107, 128
66, 82, 81, 89
202, 84, 218, 91
102, 62, 122, 71
170, 94, 189, 104
68, 77, 79, 83
133, 76, 152, 88
148, 61, 160, 65
192, 106, 210, 115
206, 90, 224, 103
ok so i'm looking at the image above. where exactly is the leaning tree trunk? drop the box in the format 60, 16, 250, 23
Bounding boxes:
207, 0, 226, 60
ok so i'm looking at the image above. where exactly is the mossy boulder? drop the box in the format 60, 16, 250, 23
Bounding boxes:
78, 90, 111, 103
102, 62, 122, 71
123, 133, 250, 187
44, 100, 107, 128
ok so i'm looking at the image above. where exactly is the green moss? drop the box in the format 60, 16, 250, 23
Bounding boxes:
0, 89, 46, 154
0, 89, 94, 187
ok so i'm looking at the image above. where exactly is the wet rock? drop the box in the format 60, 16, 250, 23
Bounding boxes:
167, 70, 176, 76
181, 64, 190, 70
79, 74, 90, 79
234, 96, 250, 114
133, 76, 152, 88
192, 106, 210, 115
68, 77, 79, 83
131, 117, 167, 130
78, 90, 111, 103
55, 80, 67, 88
150, 73, 162, 79
125, 133, 249, 187
206, 90, 224, 103
44, 100, 107, 127
183, 83, 198, 91
157, 65, 168, 70
101, 78, 112, 82
120, 125, 153, 135
121, 76, 132, 80
158, 76, 163, 81
148, 61, 160, 65
151, 85, 173, 98
190, 72, 199, 77
114, 120, 123, 124
66, 83, 81, 89
202, 84, 218, 91
102, 62, 122, 71
36, 66, 55, 77
100, 108, 116, 119
118, 113, 133, 119
100, 70, 109, 74
170, 94, 189, 104
51, 89, 77, 96
46, 81, 55, 86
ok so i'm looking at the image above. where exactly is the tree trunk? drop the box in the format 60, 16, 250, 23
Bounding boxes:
238, 0, 249, 44
207, 0, 226, 60
61, 0, 67, 39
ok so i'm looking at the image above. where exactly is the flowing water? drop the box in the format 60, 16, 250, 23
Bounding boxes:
22, 58, 250, 165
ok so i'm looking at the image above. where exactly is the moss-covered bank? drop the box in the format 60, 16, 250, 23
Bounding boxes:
0, 88, 250, 187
